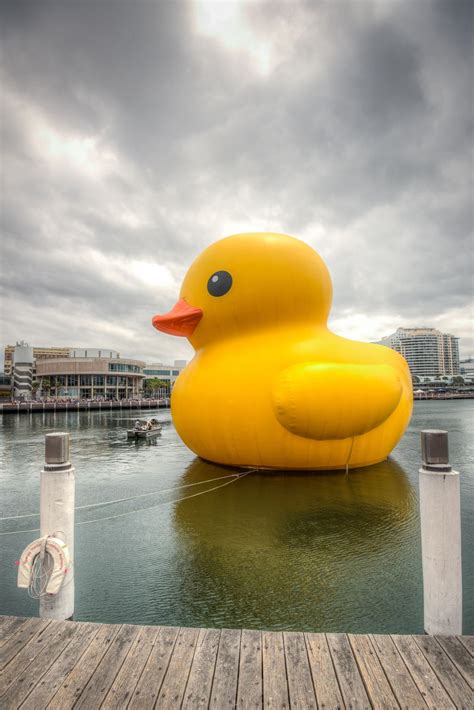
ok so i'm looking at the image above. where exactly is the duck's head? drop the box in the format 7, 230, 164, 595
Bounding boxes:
152, 232, 332, 349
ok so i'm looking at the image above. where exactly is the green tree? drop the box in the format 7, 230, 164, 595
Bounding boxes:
412, 375, 420, 384
157, 379, 170, 395
452, 375, 464, 386
144, 378, 163, 397
41, 377, 51, 396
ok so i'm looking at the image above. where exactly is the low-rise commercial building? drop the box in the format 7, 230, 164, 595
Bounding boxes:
460, 358, 474, 377
143, 361, 187, 388
36, 349, 145, 399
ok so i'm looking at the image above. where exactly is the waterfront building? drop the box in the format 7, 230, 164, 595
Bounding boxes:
12, 341, 34, 398
460, 358, 474, 377
0, 374, 12, 398
3, 344, 71, 376
378, 328, 460, 378
36, 349, 145, 399
143, 360, 187, 388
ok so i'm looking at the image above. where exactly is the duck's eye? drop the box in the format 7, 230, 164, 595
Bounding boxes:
207, 270, 232, 297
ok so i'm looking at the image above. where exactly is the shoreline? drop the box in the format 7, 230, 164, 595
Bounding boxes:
0, 399, 170, 414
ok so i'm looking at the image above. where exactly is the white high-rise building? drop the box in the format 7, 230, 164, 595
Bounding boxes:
378, 328, 460, 378
12, 341, 34, 397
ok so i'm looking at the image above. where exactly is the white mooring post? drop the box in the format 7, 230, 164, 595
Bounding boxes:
419, 429, 462, 635
39, 432, 75, 620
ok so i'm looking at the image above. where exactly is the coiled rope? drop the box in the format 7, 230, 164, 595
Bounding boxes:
27, 537, 52, 599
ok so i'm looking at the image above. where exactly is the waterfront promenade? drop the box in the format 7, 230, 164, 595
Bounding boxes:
0, 399, 169, 414
1, 616, 473, 708
2, 393, 474, 414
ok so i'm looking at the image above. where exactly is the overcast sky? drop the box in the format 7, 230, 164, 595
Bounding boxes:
1, 0, 472, 367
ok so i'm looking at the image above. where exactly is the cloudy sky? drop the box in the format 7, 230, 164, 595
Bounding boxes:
1, 0, 472, 367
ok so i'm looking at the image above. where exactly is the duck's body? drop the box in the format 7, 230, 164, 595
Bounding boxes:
153, 233, 412, 470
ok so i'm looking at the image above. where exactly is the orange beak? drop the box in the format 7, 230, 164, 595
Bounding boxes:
152, 298, 203, 337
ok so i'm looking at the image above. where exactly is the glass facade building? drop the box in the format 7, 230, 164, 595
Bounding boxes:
36, 353, 145, 399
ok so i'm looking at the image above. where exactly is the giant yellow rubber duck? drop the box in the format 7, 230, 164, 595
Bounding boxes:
152, 233, 412, 470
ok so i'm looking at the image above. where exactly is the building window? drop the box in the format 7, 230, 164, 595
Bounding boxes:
109, 363, 140, 373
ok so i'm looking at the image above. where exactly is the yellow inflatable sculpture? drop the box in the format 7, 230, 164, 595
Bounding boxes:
152, 233, 412, 470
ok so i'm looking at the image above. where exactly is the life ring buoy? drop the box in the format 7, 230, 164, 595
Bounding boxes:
17, 536, 71, 595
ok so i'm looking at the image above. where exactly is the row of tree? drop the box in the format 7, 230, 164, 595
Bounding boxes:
143, 378, 170, 397
412, 375, 467, 385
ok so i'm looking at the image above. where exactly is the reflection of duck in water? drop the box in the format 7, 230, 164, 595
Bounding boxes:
153, 233, 412, 470
175, 457, 416, 548
172, 457, 418, 630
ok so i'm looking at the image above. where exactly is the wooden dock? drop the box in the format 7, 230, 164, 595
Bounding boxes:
0, 616, 472, 708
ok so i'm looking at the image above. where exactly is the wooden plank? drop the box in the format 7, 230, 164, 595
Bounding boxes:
370, 634, 427, 709
128, 626, 179, 708
0, 619, 55, 694
0, 616, 16, 630
101, 624, 161, 709
156, 626, 200, 709
0, 616, 28, 645
47, 623, 121, 709
0, 619, 78, 707
182, 627, 221, 709
305, 633, 344, 710
237, 629, 262, 709
458, 636, 474, 656
0, 617, 50, 670
283, 631, 316, 709
326, 633, 371, 710
209, 628, 242, 709
73, 623, 140, 709
435, 636, 474, 689
348, 634, 399, 710
20, 622, 100, 710
262, 630, 289, 709
413, 635, 472, 709
391, 635, 455, 709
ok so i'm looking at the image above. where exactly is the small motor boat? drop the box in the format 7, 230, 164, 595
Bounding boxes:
127, 418, 162, 439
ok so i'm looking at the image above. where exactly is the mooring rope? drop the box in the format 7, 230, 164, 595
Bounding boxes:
0, 469, 255, 536
0, 472, 243, 521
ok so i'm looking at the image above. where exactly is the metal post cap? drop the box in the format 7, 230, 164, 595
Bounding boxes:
421, 430, 449, 467
45, 432, 70, 465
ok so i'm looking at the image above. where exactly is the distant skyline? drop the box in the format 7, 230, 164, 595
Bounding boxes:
1, 0, 473, 366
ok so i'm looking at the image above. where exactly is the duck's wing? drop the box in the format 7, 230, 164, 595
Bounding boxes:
272, 362, 402, 440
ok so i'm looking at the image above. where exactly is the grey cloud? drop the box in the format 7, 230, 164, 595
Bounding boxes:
1, 0, 472, 362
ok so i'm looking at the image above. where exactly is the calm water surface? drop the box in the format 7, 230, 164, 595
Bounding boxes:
1, 400, 473, 633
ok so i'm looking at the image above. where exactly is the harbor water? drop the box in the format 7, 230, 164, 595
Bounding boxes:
0, 400, 473, 633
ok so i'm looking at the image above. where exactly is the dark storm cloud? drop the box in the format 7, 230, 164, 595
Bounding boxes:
0, 0, 472, 362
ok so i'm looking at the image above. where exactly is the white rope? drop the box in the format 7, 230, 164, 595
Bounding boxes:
0, 472, 242, 521
345, 437, 355, 474
0, 526, 40, 537
0, 469, 255, 536
75, 470, 254, 526
27, 538, 53, 599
